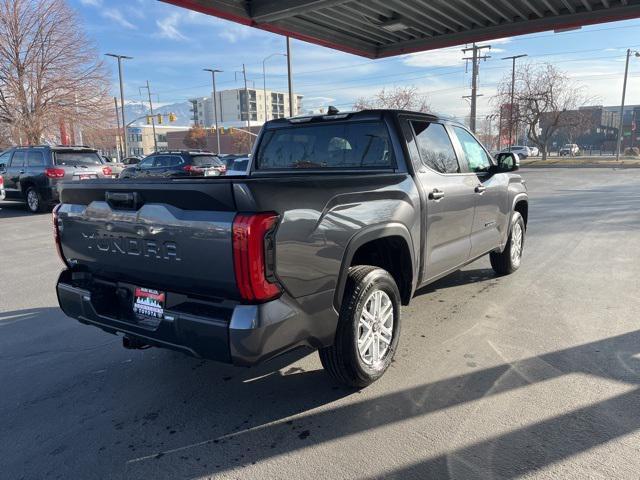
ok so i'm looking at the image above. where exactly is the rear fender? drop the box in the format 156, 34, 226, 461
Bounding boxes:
333, 223, 416, 311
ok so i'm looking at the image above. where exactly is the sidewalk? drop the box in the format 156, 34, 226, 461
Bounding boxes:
520, 156, 640, 168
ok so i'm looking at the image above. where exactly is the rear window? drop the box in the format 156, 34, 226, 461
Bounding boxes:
54, 151, 102, 166
191, 155, 223, 167
256, 121, 394, 170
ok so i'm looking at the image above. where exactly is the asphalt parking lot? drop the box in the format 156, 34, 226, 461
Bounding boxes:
1, 167, 640, 480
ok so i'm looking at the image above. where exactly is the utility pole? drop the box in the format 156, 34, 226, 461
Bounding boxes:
502, 54, 527, 151
113, 97, 123, 159
616, 49, 640, 160
462, 43, 491, 133
105, 53, 132, 157
204, 68, 223, 154
286, 37, 295, 117
140, 81, 158, 152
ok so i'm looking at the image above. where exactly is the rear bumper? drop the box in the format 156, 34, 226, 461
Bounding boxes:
56, 270, 338, 366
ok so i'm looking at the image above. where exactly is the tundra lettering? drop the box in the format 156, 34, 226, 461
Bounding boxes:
82, 232, 181, 261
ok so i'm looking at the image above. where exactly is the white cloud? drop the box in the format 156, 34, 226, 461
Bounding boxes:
402, 47, 466, 68
156, 13, 188, 41
103, 9, 135, 29
80, 0, 102, 6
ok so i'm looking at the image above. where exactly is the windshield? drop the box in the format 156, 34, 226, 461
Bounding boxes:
191, 155, 223, 167
54, 151, 102, 166
256, 121, 394, 170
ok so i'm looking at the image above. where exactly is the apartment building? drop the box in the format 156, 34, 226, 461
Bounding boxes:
190, 88, 303, 127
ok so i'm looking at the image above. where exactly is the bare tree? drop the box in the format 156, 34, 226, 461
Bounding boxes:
354, 86, 431, 112
0, 0, 111, 145
229, 128, 254, 154
493, 63, 592, 160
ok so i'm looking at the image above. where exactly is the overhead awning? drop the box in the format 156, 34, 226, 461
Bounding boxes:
161, 0, 640, 58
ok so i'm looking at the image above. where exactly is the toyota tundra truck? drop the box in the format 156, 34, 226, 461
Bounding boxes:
54, 110, 528, 387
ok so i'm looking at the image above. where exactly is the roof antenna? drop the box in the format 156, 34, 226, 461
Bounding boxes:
327, 105, 339, 115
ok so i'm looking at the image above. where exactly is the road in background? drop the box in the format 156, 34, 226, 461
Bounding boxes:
1, 168, 640, 479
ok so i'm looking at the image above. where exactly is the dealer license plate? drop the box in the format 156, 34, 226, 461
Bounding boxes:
133, 287, 165, 321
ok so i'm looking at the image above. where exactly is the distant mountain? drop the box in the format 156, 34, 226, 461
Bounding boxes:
123, 101, 193, 127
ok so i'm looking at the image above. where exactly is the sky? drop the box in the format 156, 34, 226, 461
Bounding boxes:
72, 0, 640, 122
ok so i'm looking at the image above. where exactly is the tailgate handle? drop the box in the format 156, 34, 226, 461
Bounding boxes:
105, 191, 143, 210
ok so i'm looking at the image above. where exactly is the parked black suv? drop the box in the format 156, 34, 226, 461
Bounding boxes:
0, 146, 112, 213
119, 151, 226, 179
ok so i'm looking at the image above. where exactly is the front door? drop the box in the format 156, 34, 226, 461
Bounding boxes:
403, 119, 476, 281
5, 150, 26, 199
449, 126, 509, 259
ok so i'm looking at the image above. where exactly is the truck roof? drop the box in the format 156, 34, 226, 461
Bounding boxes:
266, 109, 453, 127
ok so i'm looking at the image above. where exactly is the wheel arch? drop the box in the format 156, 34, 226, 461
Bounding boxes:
333, 223, 416, 311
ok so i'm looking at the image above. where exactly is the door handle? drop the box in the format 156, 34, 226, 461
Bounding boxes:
475, 184, 487, 194
429, 188, 445, 200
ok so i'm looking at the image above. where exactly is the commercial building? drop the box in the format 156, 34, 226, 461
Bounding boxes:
125, 125, 190, 156
190, 88, 303, 128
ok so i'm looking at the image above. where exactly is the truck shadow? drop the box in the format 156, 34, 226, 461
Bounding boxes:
5, 311, 640, 479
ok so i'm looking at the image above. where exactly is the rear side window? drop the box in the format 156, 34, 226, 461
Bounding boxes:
10, 151, 26, 167
411, 122, 459, 174
154, 155, 183, 167
27, 151, 45, 167
256, 121, 394, 170
54, 151, 101, 166
191, 155, 222, 167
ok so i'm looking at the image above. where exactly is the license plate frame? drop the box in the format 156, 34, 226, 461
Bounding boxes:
132, 287, 165, 321
76, 174, 97, 181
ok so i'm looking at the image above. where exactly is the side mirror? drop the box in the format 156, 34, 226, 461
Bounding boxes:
0, 163, 5, 170
494, 152, 520, 172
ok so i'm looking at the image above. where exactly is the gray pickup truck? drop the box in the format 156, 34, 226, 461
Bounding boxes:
54, 109, 527, 387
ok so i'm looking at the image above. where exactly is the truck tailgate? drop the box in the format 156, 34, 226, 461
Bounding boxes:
57, 180, 239, 298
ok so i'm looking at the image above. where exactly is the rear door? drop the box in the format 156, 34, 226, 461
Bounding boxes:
450, 126, 509, 259
26, 150, 47, 189
404, 118, 476, 281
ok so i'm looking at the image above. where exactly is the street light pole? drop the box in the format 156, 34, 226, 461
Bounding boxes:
105, 53, 132, 158
262, 53, 287, 123
616, 49, 640, 160
502, 54, 527, 152
204, 68, 223, 154
286, 37, 295, 117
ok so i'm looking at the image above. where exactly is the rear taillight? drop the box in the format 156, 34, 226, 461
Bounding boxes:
0, 175, 3, 187
45, 168, 65, 179
233, 213, 281, 302
102, 166, 112, 176
183, 165, 203, 174
52, 204, 69, 267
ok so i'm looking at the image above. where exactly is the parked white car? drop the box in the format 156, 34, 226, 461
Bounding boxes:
528, 146, 540, 156
559, 144, 580, 156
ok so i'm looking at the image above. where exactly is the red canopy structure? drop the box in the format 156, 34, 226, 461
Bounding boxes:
161, 0, 640, 58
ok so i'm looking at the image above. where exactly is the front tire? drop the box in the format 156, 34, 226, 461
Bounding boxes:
490, 211, 525, 275
319, 266, 401, 388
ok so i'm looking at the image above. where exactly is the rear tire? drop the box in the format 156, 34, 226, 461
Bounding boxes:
319, 266, 401, 388
25, 186, 46, 213
490, 211, 525, 275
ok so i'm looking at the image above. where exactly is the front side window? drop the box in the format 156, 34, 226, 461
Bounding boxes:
139, 156, 154, 168
452, 127, 492, 172
410, 122, 459, 174
256, 121, 394, 170
0, 151, 11, 167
